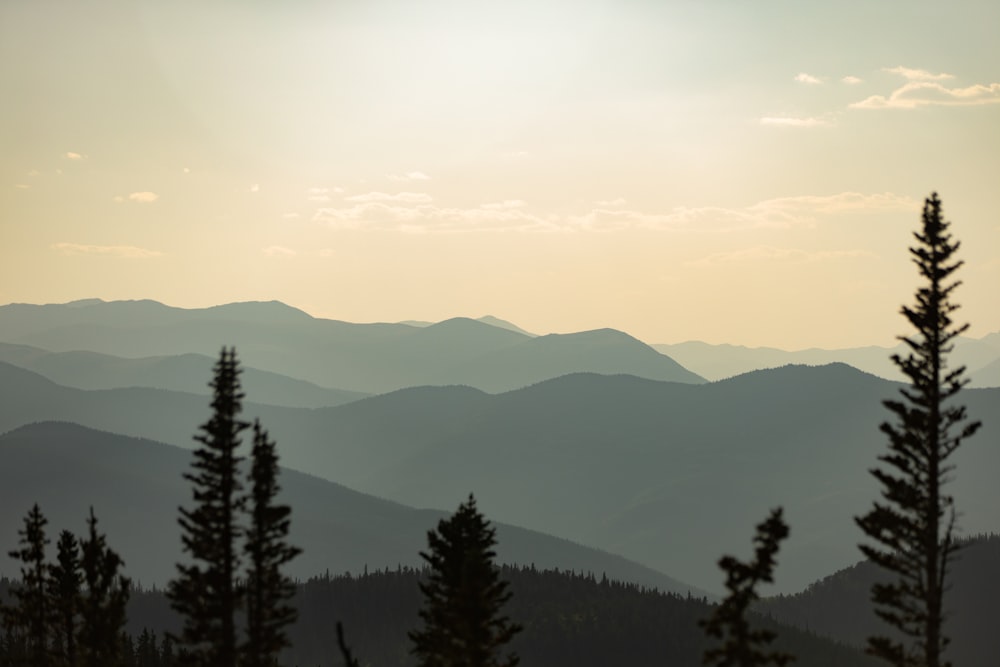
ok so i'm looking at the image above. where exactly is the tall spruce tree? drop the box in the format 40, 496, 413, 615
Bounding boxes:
242, 420, 301, 667
168, 347, 248, 667
409, 494, 521, 667
77, 508, 130, 667
855, 193, 981, 667
5, 503, 51, 667
48, 530, 81, 667
700, 507, 792, 667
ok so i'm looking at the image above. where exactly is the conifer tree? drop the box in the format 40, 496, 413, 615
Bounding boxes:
700, 507, 792, 667
242, 420, 301, 667
48, 530, 81, 667
168, 347, 248, 667
410, 494, 521, 667
855, 193, 981, 667
77, 508, 130, 667
5, 503, 51, 667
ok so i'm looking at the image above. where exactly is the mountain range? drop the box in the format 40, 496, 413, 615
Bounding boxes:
655, 332, 1000, 386
0, 299, 704, 393
0, 420, 697, 597
2, 358, 996, 595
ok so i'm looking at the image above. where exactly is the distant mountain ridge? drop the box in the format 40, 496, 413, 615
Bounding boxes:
0, 299, 704, 393
2, 360, 996, 594
0, 420, 699, 596
656, 333, 1000, 387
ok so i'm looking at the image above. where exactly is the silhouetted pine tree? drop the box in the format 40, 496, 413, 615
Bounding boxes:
168, 347, 248, 667
242, 420, 301, 667
4, 503, 51, 667
855, 193, 981, 667
700, 507, 792, 667
48, 530, 81, 667
77, 508, 130, 667
410, 494, 521, 667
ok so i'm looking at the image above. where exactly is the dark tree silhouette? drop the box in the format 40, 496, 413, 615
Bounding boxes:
700, 507, 792, 667
855, 193, 981, 667
410, 494, 521, 667
78, 508, 130, 667
5, 503, 51, 667
168, 347, 248, 667
48, 530, 81, 667
242, 420, 301, 667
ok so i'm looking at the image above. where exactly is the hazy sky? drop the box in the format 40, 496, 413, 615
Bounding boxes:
2, 0, 998, 348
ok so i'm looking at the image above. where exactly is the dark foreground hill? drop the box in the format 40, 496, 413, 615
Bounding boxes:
757, 535, 1000, 667
0, 299, 704, 392
115, 567, 870, 667
1, 362, 997, 594
0, 421, 696, 595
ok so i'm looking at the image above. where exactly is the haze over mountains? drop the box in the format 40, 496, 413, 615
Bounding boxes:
0, 299, 704, 394
1, 300, 997, 595
0, 420, 696, 597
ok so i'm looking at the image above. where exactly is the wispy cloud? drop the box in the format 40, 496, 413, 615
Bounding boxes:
794, 73, 823, 84
759, 116, 833, 128
64, 152, 84, 160
851, 81, 1000, 109
262, 245, 296, 257
841, 75, 862, 85
884, 66, 954, 81
314, 202, 553, 233
249, 184, 260, 193
314, 192, 917, 234
14, 184, 30, 190
119, 191, 159, 203
685, 246, 877, 268
388, 171, 431, 182
344, 191, 434, 203
52, 243, 162, 259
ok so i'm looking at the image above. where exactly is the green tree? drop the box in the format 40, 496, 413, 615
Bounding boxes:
48, 530, 81, 667
409, 494, 521, 667
77, 508, 130, 667
5, 503, 51, 667
700, 507, 792, 667
242, 420, 301, 667
168, 347, 248, 667
855, 193, 981, 667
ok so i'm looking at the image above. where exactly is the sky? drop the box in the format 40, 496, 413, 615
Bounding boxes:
2, 0, 998, 349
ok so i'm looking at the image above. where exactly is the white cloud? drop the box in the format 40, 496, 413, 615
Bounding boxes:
851, 81, 1000, 109
249, 184, 260, 193
52, 243, 162, 259
344, 191, 434, 203
759, 116, 834, 128
262, 245, 296, 257
314, 202, 553, 233
685, 246, 877, 268
841, 75, 863, 85
64, 152, 84, 160
183, 167, 191, 174
388, 171, 431, 182
884, 66, 954, 81
794, 73, 823, 84
127, 191, 159, 203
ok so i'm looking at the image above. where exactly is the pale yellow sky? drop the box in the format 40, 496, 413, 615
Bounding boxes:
2, 0, 998, 348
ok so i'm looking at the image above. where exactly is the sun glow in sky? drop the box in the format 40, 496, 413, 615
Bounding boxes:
2, 0, 998, 348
